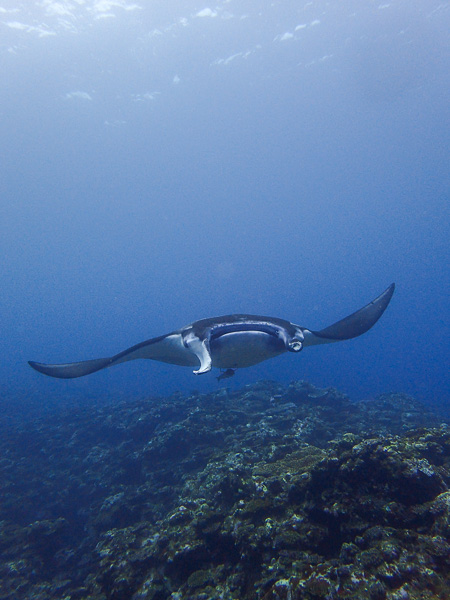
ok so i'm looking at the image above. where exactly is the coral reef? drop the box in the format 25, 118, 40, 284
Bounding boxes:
0, 381, 448, 599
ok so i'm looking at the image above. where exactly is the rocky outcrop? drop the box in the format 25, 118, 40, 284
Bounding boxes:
0, 381, 448, 599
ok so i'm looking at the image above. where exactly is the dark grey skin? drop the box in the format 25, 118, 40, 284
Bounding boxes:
29, 283, 394, 379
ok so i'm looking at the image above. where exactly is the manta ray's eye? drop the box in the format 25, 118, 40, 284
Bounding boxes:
289, 340, 303, 352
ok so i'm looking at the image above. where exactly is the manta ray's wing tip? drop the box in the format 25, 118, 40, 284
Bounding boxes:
28, 357, 111, 379
28, 361, 47, 374
386, 282, 395, 296
28, 360, 76, 379
307, 282, 396, 344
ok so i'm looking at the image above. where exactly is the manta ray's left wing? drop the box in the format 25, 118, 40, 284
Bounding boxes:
302, 283, 395, 347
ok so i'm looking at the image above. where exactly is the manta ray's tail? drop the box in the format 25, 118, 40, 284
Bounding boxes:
28, 357, 112, 379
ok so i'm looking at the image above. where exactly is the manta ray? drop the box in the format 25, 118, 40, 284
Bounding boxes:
29, 283, 394, 380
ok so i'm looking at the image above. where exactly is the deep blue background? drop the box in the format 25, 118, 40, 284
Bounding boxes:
1, 1, 448, 413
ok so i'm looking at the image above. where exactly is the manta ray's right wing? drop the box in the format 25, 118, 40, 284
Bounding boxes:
28, 332, 199, 379
28, 357, 113, 379
302, 283, 395, 347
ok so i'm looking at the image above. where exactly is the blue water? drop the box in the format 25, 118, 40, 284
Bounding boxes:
1, 1, 448, 412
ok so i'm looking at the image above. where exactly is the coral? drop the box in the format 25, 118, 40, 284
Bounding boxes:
0, 381, 448, 599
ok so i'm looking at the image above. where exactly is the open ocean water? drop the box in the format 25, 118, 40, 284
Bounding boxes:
0, 1, 449, 599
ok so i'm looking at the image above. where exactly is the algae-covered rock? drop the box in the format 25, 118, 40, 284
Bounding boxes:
0, 382, 448, 599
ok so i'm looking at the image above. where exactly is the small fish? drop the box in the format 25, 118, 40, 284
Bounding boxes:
217, 368, 236, 382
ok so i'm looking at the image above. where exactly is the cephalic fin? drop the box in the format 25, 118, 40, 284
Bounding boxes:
183, 331, 212, 374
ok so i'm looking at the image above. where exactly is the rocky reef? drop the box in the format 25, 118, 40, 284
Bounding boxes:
0, 381, 449, 600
